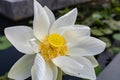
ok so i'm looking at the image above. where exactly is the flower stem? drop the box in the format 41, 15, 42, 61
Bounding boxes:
57, 68, 62, 80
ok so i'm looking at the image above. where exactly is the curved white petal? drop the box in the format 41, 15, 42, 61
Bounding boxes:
31, 65, 37, 80
49, 61, 58, 80
29, 38, 39, 53
5, 26, 34, 54
43, 62, 56, 80
53, 56, 96, 80
52, 26, 73, 35
33, 0, 50, 40
63, 25, 90, 43
8, 54, 35, 80
34, 54, 57, 80
34, 54, 46, 80
50, 8, 77, 34
85, 56, 99, 67
68, 37, 106, 56
44, 6, 55, 26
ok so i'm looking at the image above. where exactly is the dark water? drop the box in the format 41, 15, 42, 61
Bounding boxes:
0, 46, 23, 75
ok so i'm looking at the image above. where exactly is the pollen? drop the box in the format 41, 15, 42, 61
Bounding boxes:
48, 33, 65, 47
39, 34, 68, 61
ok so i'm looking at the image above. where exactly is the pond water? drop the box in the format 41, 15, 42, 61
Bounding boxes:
0, 46, 23, 75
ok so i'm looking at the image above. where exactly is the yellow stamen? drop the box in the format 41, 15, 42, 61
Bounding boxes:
39, 33, 68, 61
48, 33, 65, 47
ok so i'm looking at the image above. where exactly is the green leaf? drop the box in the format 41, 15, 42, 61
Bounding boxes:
101, 28, 113, 35
91, 28, 104, 36
113, 33, 120, 41
114, 7, 120, 14
108, 19, 120, 31
58, 7, 70, 15
108, 47, 120, 55
0, 36, 12, 50
82, 17, 94, 26
92, 13, 102, 20
95, 65, 103, 76
99, 37, 111, 48
99, 11, 111, 19
93, 19, 104, 26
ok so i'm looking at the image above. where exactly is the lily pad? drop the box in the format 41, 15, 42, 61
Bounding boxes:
108, 47, 120, 55
93, 19, 104, 26
91, 28, 104, 36
92, 13, 103, 20
108, 19, 120, 31
101, 28, 113, 35
114, 7, 120, 15
82, 17, 94, 26
113, 33, 120, 41
0, 36, 12, 50
99, 37, 111, 48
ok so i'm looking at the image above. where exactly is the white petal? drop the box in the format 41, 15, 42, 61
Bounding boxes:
50, 8, 77, 33
34, 54, 46, 80
33, 0, 50, 40
85, 56, 99, 67
68, 37, 106, 56
5, 26, 34, 54
48, 61, 58, 80
53, 56, 96, 80
52, 26, 73, 35
29, 38, 39, 53
42, 62, 55, 80
34, 54, 57, 80
63, 25, 90, 43
31, 65, 37, 80
8, 54, 35, 80
44, 6, 55, 26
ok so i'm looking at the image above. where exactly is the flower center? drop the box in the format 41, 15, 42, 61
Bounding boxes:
48, 33, 65, 47
39, 33, 68, 61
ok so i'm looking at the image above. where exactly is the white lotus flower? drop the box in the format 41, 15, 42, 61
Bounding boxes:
5, 0, 106, 80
